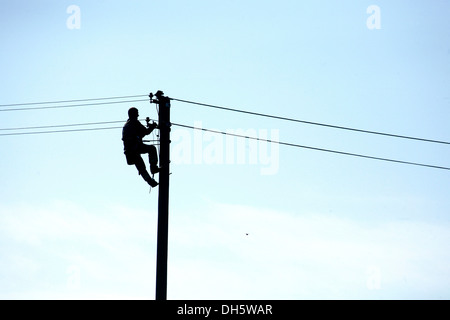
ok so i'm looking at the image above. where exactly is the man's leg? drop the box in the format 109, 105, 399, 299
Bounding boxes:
134, 155, 158, 187
140, 144, 159, 174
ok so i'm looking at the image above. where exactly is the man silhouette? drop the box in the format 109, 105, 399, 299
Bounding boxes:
122, 107, 159, 187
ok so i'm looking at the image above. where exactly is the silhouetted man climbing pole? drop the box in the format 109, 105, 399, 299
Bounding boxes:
122, 107, 159, 187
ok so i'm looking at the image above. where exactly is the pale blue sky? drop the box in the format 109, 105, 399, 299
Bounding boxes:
1, 0, 449, 299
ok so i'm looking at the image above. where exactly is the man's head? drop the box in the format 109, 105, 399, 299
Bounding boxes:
128, 107, 139, 119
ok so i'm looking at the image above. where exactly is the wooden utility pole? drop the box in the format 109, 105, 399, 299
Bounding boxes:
151, 90, 171, 300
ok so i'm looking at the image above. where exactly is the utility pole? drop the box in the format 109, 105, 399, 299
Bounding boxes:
150, 90, 171, 300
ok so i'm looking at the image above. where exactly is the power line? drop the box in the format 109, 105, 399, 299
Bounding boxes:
1, 117, 448, 171
0, 98, 149, 112
0, 126, 123, 136
171, 97, 450, 146
0, 118, 156, 136
171, 122, 450, 172
1, 94, 448, 170
0, 94, 148, 108
2, 94, 448, 146
0, 120, 126, 131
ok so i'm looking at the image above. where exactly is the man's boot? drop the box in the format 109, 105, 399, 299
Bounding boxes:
141, 170, 158, 188
147, 178, 159, 188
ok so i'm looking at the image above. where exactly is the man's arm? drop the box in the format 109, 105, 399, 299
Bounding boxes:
138, 121, 157, 137
145, 121, 157, 135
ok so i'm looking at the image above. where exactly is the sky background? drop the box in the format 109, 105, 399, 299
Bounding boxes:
0, 0, 449, 299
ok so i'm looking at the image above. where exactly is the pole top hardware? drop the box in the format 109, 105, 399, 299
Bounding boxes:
149, 90, 165, 102
150, 90, 171, 107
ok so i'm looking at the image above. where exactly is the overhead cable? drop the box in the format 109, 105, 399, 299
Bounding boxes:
171, 97, 450, 146
0, 120, 126, 131
1, 118, 448, 171
0, 99, 148, 112
1, 94, 448, 146
171, 122, 450, 172
0, 94, 148, 108
0, 126, 122, 136
0, 118, 154, 135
